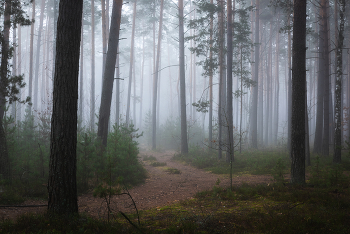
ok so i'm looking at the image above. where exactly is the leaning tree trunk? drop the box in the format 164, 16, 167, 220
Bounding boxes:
97, 0, 123, 146
291, 0, 306, 185
48, 0, 83, 216
179, 0, 188, 154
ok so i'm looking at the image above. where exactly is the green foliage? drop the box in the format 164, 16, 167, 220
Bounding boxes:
272, 158, 286, 184
1, 113, 147, 203
104, 123, 147, 186
308, 155, 349, 187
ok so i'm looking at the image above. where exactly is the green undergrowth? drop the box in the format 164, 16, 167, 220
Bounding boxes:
173, 146, 350, 182
3, 182, 350, 233
173, 146, 291, 176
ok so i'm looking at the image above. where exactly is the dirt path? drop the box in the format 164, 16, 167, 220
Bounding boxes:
1, 150, 273, 220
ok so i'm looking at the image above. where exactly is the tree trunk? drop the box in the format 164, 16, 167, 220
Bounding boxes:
152, 0, 164, 150
90, 0, 95, 132
333, 0, 345, 163
274, 15, 280, 143
251, 0, 259, 148
78, 26, 84, 130
179, 0, 188, 154
290, 0, 306, 184
226, 0, 234, 162
217, 0, 225, 159
321, 0, 330, 156
48, 0, 83, 216
139, 35, 145, 128
101, 0, 108, 78
126, 0, 137, 125
115, 46, 120, 126
28, 0, 35, 114
11, 24, 17, 121
0, 0, 11, 182
97, 0, 123, 146
208, 0, 214, 150
33, 0, 46, 111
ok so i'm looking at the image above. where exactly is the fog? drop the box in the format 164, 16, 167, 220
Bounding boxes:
6, 0, 350, 154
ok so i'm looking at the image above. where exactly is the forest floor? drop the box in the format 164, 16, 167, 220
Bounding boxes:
0, 150, 273, 221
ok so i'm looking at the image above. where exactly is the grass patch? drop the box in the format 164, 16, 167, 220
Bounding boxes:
143, 155, 157, 162
150, 161, 167, 167
173, 146, 290, 177
164, 167, 181, 174
4, 181, 350, 233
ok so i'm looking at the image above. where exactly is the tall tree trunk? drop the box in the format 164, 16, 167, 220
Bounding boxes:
90, 0, 95, 132
287, 11, 292, 153
101, 0, 107, 78
226, 0, 234, 162
152, 0, 164, 150
33, 0, 46, 111
251, 0, 259, 148
208, 0, 214, 150
115, 47, 120, 126
0, 0, 12, 182
17, 24, 22, 122
274, 16, 280, 143
333, 0, 346, 163
291, 0, 306, 184
321, 0, 330, 156
97, 0, 123, 146
11, 24, 17, 121
78, 26, 84, 130
48, 0, 83, 216
139, 35, 145, 128
179, 0, 188, 154
28, 0, 35, 114
126, 0, 137, 125
217, 0, 225, 159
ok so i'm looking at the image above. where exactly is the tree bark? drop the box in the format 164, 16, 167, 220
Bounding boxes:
152, 0, 164, 150
208, 0, 214, 150
33, 0, 46, 111
0, 0, 11, 182
90, 0, 96, 132
251, 0, 259, 148
333, 0, 345, 163
179, 0, 188, 154
78, 26, 84, 130
48, 0, 83, 216
291, 0, 306, 184
126, 0, 137, 125
226, 0, 234, 162
28, 0, 35, 114
97, 0, 123, 146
